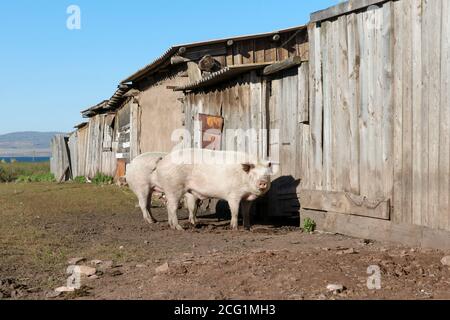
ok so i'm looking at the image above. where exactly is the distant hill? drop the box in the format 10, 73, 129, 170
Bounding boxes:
0, 132, 65, 157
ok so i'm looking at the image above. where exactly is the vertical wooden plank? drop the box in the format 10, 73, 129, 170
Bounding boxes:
411, 0, 423, 226
298, 62, 309, 124
265, 39, 277, 62
335, 15, 351, 192
401, 0, 413, 225
310, 23, 324, 191
440, 0, 450, 231
427, 0, 443, 229
299, 123, 311, 190
278, 33, 290, 61
254, 39, 266, 63
357, 13, 371, 196
234, 41, 244, 65
226, 45, 234, 66
328, 19, 337, 191
392, 0, 404, 223
242, 40, 254, 64
320, 21, 331, 191
365, 7, 379, 199
347, 12, 361, 195
420, 0, 431, 227
381, 2, 395, 203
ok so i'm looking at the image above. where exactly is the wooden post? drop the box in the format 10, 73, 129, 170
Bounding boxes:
263, 56, 303, 76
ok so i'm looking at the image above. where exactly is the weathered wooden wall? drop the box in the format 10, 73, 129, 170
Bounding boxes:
83, 114, 116, 178
50, 134, 70, 181
76, 125, 89, 177
184, 71, 266, 158
306, 0, 450, 231
68, 132, 78, 178
181, 29, 308, 68
183, 65, 309, 217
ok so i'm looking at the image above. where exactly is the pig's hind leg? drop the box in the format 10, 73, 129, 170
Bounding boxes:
166, 192, 184, 231
137, 186, 157, 225
185, 193, 200, 226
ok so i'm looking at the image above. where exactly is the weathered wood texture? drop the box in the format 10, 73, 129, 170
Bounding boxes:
183, 72, 264, 156
179, 28, 308, 69
306, 0, 450, 231
82, 114, 117, 178
301, 208, 450, 250
68, 132, 78, 178
50, 135, 70, 181
76, 125, 89, 177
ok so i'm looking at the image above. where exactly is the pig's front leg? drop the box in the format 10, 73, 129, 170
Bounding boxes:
241, 201, 252, 231
228, 198, 241, 230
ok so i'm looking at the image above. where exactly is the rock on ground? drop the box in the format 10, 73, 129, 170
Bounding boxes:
155, 262, 169, 274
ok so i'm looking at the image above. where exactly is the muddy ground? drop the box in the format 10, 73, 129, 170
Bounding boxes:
0, 183, 449, 300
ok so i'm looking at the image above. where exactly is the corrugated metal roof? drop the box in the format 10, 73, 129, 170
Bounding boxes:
173, 62, 271, 92
74, 122, 88, 129
81, 100, 109, 118
105, 85, 131, 111
80, 85, 132, 118
121, 24, 307, 84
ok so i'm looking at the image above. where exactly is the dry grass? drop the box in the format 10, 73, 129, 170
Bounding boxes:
0, 183, 139, 291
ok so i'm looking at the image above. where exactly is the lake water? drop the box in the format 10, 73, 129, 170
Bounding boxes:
0, 157, 50, 163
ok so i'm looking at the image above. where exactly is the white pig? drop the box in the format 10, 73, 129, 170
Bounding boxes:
154, 148, 272, 230
126, 152, 200, 226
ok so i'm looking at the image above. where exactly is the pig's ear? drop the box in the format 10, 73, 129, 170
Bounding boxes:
242, 163, 255, 173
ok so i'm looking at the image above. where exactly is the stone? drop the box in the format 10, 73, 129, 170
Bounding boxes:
88, 275, 99, 280
441, 256, 450, 266
90, 260, 103, 266
326, 284, 345, 294
55, 286, 75, 293
136, 264, 147, 268
46, 291, 62, 299
67, 257, 86, 265
119, 246, 124, 250
109, 270, 123, 277
76, 266, 97, 276
101, 260, 114, 269
155, 262, 169, 274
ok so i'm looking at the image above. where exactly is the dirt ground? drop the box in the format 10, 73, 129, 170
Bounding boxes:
1, 183, 449, 300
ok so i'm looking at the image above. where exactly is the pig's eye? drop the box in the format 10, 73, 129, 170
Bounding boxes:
242, 163, 255, 173
267, 162, 272, 168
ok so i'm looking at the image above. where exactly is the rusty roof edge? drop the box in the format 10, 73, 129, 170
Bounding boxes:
120, 24, 307, 84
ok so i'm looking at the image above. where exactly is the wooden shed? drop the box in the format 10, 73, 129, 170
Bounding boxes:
53, 0, 450, 249
109, 25, 309, 180
299, 0, 450, 249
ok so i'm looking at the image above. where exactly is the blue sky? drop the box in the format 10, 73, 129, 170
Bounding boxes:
0, 0, 339, 135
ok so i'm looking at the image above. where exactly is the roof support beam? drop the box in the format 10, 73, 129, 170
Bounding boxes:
263, 56, 303, 76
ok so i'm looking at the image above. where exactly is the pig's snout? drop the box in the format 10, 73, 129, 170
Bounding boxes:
258, 181, 269, 192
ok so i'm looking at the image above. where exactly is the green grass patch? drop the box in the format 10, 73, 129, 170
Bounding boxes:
73, 176, 88, 184
0, 162, 52, 183
303, 217, 317, 233
92, 173, 114, 185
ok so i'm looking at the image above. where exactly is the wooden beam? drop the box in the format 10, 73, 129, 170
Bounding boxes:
171, 56, 192, 65
298, 190, 391, 220
300, 209, 450, 250
263, 56, 303, 76
310, 0, 390, 23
